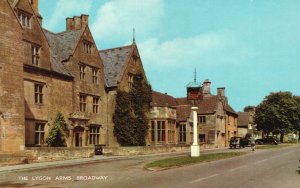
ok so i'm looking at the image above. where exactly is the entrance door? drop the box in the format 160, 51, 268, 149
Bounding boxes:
73, 126, 84, 147
75, 132, 80, 147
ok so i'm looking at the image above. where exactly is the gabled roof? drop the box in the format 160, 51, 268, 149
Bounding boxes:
225, 104, 238, 115
176, 105, 192, 122
237, 112, 250, 126
152, 90, 177, 107
44, 29, 84, 62
99, 45, 132, 87
43, 28, 84, 76
197, 96, 219, 114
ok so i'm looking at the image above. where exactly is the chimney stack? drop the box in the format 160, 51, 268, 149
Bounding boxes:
31, 0, 43, 25
202, 79, 211, 97
66, 15, 89, 31
217, 87, 225, 97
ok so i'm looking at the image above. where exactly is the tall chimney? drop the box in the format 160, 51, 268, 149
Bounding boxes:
66, 18, 74, 31
202, 79, 211, 97
217, 87, 225, 97
31, 0, 43, 25
66, 15, 89, 31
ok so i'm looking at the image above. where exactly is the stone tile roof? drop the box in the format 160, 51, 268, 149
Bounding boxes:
176, 97, 190, 105
175, 96, 219, 114
176, 105, 192, 122
237, 112, 250, 126
151, 90, 178, 107
225, 104, 238, 115
43, 29, 84, 76
99, 45, 132, 87
197, 96, 219, 114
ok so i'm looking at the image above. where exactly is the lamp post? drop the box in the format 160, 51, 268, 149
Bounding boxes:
191, 106, 200, 157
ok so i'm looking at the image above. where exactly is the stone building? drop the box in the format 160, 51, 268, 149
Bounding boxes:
149, 79, 238, 148
0, 0, 108, 151
149, 91, 178, 145
100, 42, 148, 147
0, 0, 238, 152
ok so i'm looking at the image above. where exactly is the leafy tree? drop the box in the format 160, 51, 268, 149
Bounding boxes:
46, 112, 68, 147
244, 105, 256, 112
254, 92, 300, 142
113, 74, 152, 146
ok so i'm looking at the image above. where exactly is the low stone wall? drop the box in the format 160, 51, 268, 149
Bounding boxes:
103, 145, 190, 156
24, 147, 94, 163
0, 152, 29, 166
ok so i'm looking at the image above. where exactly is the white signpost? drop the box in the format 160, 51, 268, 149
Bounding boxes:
191, 106, 200, 157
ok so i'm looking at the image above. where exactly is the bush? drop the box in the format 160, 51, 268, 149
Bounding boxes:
46, 112, 68, 147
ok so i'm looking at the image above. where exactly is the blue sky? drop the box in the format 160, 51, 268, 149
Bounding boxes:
40, 0, 300, 112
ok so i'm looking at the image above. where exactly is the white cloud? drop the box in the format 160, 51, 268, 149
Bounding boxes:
139, 30, 237, 70
91, 0, 164, 43
45, 0, 93, 32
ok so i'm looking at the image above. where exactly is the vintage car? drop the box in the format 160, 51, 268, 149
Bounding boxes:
255, 136, 279, 145
229, 137, 249, 149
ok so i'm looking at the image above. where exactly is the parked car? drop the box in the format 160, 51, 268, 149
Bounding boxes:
229, 137, 249, 149
255, 136, 279, 145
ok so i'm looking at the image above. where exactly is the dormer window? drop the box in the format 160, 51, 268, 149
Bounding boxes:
32, 45, 40, 66
18, 11, 31, 28
83, 41, 92, 54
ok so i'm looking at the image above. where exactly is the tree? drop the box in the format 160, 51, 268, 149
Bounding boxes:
244, 105, 256, 112
46, 112, 68, 147
254, 92, 300, 142
113, 74, 152, 146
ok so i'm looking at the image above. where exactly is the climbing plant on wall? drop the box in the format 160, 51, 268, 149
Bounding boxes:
46, 112, 68, 147
113, 74, 152, 146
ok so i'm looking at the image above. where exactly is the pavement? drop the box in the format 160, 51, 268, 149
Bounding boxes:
0, 147, 232, 173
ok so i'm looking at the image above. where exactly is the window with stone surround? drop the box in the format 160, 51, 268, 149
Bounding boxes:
79, 64, 85, 80
18, 11, 31, 28
84, 41, 92, 54
35, 123, 45, 145
92, 68, 98, 84
198, 115, 206, 124
168, 120, 176, 143
199, 134, 206, 143
93, 97, 99, 113
89, 126, 100, 145
32, 45, 40, 66
79, 95, 86, 112
157, 121, 165, 143
128, 73, 134, 90
179, 124, 186, 143
34, 83, 43, 104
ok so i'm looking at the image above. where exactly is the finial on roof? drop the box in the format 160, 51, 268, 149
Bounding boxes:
133, 28, 135, 42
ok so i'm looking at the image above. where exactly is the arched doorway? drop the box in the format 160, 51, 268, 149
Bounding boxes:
73, 126, 84, 147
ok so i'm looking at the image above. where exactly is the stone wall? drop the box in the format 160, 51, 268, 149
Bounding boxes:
0, 1, 25, 152
25, 147, 94, 162
103, 146, 190, 156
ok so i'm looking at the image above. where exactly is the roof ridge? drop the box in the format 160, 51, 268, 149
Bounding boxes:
99, 44, 132, 52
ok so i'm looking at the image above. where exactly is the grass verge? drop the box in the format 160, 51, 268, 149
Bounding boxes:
145, 152, 248, 170
255, 144, 292, 150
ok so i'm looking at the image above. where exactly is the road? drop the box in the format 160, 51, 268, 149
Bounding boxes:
0, 145, 299, 188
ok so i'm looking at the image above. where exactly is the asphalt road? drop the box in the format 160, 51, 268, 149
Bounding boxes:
0, 145, 299, 188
